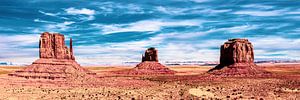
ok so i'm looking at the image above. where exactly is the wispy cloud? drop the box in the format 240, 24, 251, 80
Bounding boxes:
189, 0, 210, 3
64, 7, 96, 21
225, 25, 259, 33
155, 6, 231, 15
0, 34, 39, 47
38, 10, 68, 20
155, 6, 188, 15
93, 2, 145, 15
242, 4, 274, 9
38, 10, 59, 16
33, 19, 55, 23
251, 36, 300, 50
92, 19, 203, 34
45, 21, 75, 31
233, 10, 285, 16
0, 34, 39, 64
65, 8, 95, 15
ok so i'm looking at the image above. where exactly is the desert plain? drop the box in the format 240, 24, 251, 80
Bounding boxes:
0, 63, 299, 100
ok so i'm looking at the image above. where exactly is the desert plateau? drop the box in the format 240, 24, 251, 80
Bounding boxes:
0, 64, 299, 100
1, 0, 300, 100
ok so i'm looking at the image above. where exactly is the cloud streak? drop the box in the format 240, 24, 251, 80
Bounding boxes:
65, 8, 95, 15
92, 19, 203, 34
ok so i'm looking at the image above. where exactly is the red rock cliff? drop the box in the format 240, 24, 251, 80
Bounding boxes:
142, 47, 158, 62
39, 32, 75, 60
219, 38, 254, 67
8, 32, 95, 80
208, 38, 265, 75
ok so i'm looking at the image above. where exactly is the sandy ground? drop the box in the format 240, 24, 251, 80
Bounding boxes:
0, 64, 299, 100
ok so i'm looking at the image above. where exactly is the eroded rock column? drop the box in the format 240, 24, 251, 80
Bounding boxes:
219, 39, 254, 67
39, 32, 74, 60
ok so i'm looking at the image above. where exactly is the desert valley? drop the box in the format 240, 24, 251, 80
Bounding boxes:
0, 32, 299, 100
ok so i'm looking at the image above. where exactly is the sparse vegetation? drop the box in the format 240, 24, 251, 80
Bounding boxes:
0, 64, 299, 99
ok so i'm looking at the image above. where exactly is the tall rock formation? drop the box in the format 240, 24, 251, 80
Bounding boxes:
9, 32, 95, 80
142, 47, 158, 62
208, 39, 264, 76
116, 47, 175, 75
39, 32, 75, 60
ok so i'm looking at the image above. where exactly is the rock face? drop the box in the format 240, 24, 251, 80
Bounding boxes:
116, 48, 175, 75
219, 38, 254, 67
142, 47, 158, 62
39, 32, 75, 60
9, 32, 95, 79
208, 39, 264, 76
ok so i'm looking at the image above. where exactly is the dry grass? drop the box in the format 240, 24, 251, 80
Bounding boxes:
0, 66, 23, 75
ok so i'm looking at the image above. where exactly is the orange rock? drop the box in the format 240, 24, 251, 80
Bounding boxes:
209, 39, 268, 76
9, 32, 95, 79
39, 32, 74, 60
115, 47, 175, 75
142, 47, 158, 62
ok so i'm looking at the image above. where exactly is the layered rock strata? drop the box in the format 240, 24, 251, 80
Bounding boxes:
208, 39, 265, 76
9, 32, 95, 79
116, 47, 175, 75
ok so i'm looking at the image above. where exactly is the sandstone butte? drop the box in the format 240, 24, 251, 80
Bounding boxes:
8, 32, 95, 80
208, 38, 268, 76
116, 47, 175, 75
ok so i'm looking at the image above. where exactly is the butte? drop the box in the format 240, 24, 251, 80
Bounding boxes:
116, 47, 175, 75
8, 32, 95, 81
208, 39, 267, 76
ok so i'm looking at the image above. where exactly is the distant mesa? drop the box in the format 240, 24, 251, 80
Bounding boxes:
116, 47, 175, 75
208, 38, 267, 76
142, 47, 158, 62
9, 32, 95, 80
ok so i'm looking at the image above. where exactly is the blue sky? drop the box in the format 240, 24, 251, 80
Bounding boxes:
0, 0, 300, 65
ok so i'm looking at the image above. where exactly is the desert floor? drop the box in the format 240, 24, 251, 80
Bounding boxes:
0, 64, 299, 100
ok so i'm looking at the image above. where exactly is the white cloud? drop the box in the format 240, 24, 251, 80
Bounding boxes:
33, 19, 55, 23
0, 34, 40, 64
64, 8, 96, 21
265, 24, 290, 30
172, 24, 259, 39
0, 27, 14, 31
92, 19, 203, 34
234, 8, 300, 17
38, 10, 59, 16
94, 2, 145, 14
190, 9, 232, 14
286, 11, 300, 15
46, 21, 75, 31
250, 36, 300, 50
159, 43, 219, 61
32, 29, 42, 33
156, 6, 188, 15
285, 9, 300, 14
155, 6, 231, 15
38, 10, 68, 20
190, 0, 209, 3
233, 9, 286, 16
225, 25, 258, 33
0, 34, 39, 47
65, 8, 95, 15
255, 50, 300, 60
242, 4, 274, 9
